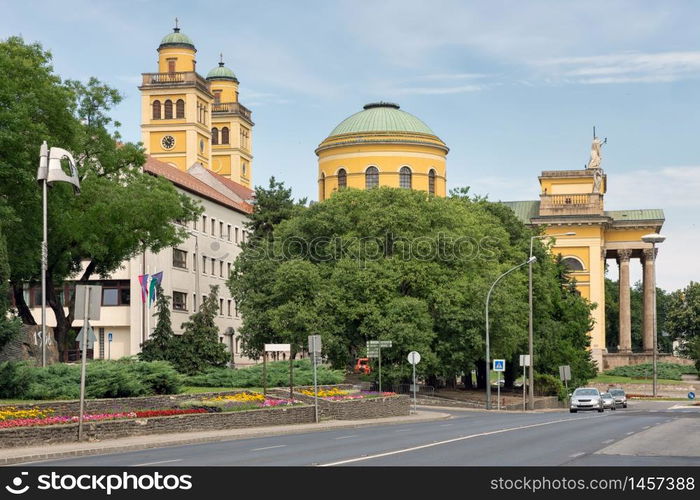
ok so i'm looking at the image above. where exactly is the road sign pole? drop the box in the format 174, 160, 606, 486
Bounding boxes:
412, 362, 417, 414
378, 346, 382, 393
497, 371, 501, 411
78, 287, 90, 441
289, 346, 294, 401
522, 364, 526, 412
312, 337, 319, 423
262, 352, 267, 397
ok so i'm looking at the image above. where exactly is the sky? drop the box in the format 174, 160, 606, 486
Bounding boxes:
2, 0, 699, 291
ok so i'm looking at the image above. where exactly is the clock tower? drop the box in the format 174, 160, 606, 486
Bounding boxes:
139, 21, 213, 171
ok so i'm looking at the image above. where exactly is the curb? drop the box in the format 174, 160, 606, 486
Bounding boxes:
0, 411, 451, 466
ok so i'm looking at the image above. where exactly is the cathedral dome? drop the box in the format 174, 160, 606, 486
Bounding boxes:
159, 27, 195, 51
327, 102, 436, 138
206, 62, 238, 82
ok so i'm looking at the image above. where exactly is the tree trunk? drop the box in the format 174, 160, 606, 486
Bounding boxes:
463, 367, 474, 390
476, 360, 487, 389
504, 358, 515, 389
12, 282, 36, 325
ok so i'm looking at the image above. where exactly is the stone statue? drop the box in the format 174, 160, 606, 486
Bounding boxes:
587, 136, 605, 169
593, 168, 603, 193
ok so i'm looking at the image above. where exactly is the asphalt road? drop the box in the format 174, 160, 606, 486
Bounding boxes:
32, 401, 700, 467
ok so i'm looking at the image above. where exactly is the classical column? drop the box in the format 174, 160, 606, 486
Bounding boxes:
642, 248, 657, 352
617, 249, 633, 353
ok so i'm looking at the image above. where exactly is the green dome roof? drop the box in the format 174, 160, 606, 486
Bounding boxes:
159, 28, 195, 50
328, 102, 436, 137
206, 62, 238, 82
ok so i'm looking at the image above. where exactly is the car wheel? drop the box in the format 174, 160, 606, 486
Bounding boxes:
570, 409, 577, 413
598, 407, 604, 413
612, 406, 616, 411
623, 404, 627, 408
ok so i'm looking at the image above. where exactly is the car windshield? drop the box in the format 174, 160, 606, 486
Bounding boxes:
609, 390, 624, 396
602, 393, 612, 398
573, 389, 598, 396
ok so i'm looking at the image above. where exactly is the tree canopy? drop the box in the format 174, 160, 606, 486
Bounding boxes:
0, 36, 200, 357
666, 281, 700, 371
229, 185, 597, 387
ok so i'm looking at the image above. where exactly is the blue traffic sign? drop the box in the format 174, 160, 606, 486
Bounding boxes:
689, 392, 696, 400
493, 359, 506, 372
108, 332, 113, 342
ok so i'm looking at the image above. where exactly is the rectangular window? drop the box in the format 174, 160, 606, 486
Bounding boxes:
193, 252, 197, 271
193, 218, 197, 231
193, 293, 198, 312
219, 298, 224, 316
173, 291, 187, 311
120, 288, 130, 305
211, 258, 216, 275
202, 255, 207, 274
227, 225, 231, 241
202, 215, 207, 231
173, 249, 187, 269
235, 227, 239, 244
234, 300, 239, 317
227, 299, 232, 316
211, 218, 215, 235
213, 90, 221, 104
227, 262, 231, 277
168, 59, 176, 73
242, 230, 246, 243
102, 288, 119, 306
219, 260, 223, 277
219, 221, 224, 238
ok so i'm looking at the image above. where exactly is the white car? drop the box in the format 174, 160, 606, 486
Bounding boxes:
569, 387, 604, 413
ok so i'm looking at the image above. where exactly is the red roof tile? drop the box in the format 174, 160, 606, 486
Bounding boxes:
144, 156, 253, 214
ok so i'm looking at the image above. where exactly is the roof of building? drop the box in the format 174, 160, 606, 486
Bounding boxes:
159, 28, 195, 50
206, 62, 238, 82
327, 102, 437, 137
144, 156, 252, 214
501, 200, 665, 225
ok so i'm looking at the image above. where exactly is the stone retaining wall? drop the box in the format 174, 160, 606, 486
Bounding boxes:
0, 406, 315, 449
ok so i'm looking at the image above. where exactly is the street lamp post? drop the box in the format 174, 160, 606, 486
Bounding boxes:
486, 256, 536, 410
188, 231, 200, 311
641, 233, 666, 398
528, 232, 575, 410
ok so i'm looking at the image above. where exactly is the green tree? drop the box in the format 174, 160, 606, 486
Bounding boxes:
245, 176, 306, 241
0, 37, 200, 358
666, 282, 700, 370
230, 186, 597, 388
174, 285, 229, 375
139, 285, 179, 363
0, 225, 21, 351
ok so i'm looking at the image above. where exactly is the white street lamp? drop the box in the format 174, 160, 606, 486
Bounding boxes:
527, 232, 575, 410
486, 256, 536, 410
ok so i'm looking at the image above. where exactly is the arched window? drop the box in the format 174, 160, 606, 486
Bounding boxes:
399, 166, 412, 189
337, 168, 347, 189
152, 100, 161, 120
365, 166, 379, 189
561, 257, 585, 272
176, 99, 185, 118
428, 169, 436, 195
211, 127, 219, 145
221, 127, 229, 144
164, 100, 173, 119
320, 172, 326, 200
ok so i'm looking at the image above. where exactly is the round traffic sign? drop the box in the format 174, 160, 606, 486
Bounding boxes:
407, 351, 421, 365
689, 392, 696, 400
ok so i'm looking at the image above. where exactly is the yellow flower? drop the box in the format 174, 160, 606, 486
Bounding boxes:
0, 407, 55, 421
202, 392, 264, 403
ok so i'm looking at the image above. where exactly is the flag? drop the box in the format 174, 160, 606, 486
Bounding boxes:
138, 274, 149, 304
149, 271, 164, 307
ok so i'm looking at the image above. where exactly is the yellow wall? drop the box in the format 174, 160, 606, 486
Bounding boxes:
157, 47, 196, 73
211, 154, 231, 176
210, 79, 239, 103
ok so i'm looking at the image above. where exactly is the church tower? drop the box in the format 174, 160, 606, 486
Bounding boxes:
207, 56, 254, 187
139, 22, 253, 186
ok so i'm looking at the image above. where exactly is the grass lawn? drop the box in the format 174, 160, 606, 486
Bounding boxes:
591, 374, 691, 386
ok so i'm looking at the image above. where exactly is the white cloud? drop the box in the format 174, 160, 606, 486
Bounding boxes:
395, 84, 483, 95
606, 166, 700, 209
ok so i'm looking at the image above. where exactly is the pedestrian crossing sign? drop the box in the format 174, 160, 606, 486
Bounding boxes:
493, 359, 505, 372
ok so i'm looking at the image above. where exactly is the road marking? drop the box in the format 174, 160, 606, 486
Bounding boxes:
335, 435, 358, 440
133, 459, 182, 466
319, 415, 604, 467
569, 452, 586, 458
395, 428, 412, 432
251, 445, 287, 451
601, 439, 614, 444
439, 424, 453, 427
626, 432, 634, 435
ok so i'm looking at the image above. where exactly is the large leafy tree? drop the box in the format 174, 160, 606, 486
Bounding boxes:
666, 281, 700, 370
0, 37, 200, 358
230, 186, 594, 387
0, 225, 22, 351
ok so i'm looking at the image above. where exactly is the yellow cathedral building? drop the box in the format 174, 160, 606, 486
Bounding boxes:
139, 22, 254, 186
317, 104, 665, 370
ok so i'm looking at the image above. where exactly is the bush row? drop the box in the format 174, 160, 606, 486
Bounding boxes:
604, 362, 697, 381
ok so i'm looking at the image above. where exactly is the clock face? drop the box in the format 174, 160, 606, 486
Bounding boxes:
161, 135, 175, 150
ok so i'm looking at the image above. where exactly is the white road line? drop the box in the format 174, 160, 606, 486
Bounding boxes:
395, 428, 412, 432
251, 445, 287, 451
335, 435, 358, 440
132, 459, 182, 466
626, 431, 634, 435
439, 424, 453, 427
642, 425, 650, 429
569, 452, 586, 458
601, 439, 614, 444
319, 415, 604, 467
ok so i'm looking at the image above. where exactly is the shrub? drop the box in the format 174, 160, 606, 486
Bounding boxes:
533, 373, 565, 399
183, 359, 345, 388
604, 362, 697, 381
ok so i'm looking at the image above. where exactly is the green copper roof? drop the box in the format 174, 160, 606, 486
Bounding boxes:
206, 63, 238, 82
328, 102, 437, 137
605, 209, 665, 221
159, 28, 195, 50
501, 200, 540, 224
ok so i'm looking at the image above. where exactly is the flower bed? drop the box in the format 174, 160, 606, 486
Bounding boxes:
179, 393, 301, 412
0, 407, 55, 421
298, 388, 396, 401
0, 408, 207, 429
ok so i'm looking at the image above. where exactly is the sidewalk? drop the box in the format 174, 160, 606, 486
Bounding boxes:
0, 410, 450, 466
